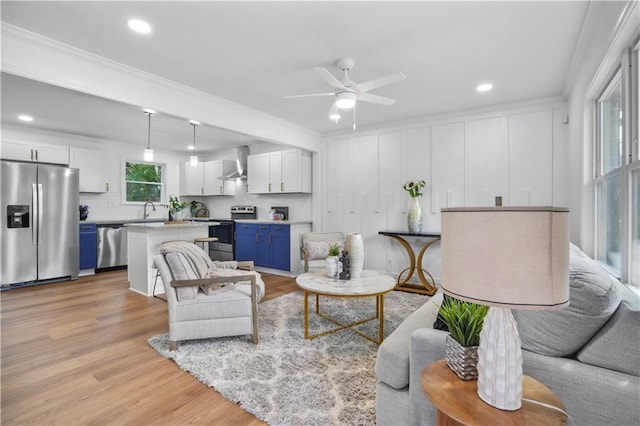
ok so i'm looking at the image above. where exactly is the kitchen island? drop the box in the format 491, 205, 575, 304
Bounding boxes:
126, 222, 213, 296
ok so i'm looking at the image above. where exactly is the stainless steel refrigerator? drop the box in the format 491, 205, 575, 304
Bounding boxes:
1, 160, 79, 287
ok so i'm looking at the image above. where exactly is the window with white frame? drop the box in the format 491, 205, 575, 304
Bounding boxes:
123, 161, 165, 203
595, 40, 640, 287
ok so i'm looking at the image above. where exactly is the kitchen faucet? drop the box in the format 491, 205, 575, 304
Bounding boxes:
143, 201, 156, 219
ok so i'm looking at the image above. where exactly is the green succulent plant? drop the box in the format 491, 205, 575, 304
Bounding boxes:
328, 243, 341, 257
438, 296, 489, 347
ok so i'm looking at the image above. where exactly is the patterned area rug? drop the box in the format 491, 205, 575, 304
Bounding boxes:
148, 290, 428, 426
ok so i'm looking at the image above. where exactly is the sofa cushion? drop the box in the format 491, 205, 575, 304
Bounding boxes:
577, 300, 640, 376
375, 293, 443, 389
165, 252, 199, 301
513, 245, 622, 357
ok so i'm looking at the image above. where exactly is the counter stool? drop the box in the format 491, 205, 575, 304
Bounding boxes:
194, 237, 218, 251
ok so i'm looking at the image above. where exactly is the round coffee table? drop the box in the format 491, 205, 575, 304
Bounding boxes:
295, 270, 395, 344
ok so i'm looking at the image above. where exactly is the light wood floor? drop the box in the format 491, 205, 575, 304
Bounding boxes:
1, 269, 298, 425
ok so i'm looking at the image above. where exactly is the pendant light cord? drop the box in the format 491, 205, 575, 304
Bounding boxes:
146, 112, 152, 150
192, 122, 196, 155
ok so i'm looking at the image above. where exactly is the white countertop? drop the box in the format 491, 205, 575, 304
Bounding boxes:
234, 219, 312, 225
126, 222, 216, 230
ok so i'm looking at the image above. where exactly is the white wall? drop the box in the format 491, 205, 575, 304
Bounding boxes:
321, 99, 569, 283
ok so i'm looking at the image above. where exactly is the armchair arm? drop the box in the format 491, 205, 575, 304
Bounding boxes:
301, 247, 310, 272
171, 274, 256, 288
237, 260, 254, 271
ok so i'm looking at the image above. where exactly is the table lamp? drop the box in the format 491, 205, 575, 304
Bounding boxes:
440, 206, 569, 411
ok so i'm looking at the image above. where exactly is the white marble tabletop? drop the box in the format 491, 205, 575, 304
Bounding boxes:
296, 270, 395, 296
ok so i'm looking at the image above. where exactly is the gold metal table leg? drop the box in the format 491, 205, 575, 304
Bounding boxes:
387, 234, 439, 295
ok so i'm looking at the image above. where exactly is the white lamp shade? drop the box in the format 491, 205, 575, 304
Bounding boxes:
441, 207, 569, 310
190, 155, 199, 167
335, 92, 357, 109
143, 148, 154, 162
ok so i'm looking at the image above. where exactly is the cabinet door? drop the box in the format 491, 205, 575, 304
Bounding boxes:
182, 162, 204, 196
1, 140, 34, 162
235, 223, 258, 262
247, 153, 270, 194
203, 161, 236, 196
35, 143, 69, 165
269, 151, 283, 193
70, 148, 109, 192
269, 224, 290, 270
281, 149, 302, 192
256, 224, 270, 267
79, 224, 97, 269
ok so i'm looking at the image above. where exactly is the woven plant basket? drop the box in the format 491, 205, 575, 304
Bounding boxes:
445, 334, 479, 380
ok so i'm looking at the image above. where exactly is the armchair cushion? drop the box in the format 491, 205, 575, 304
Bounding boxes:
165, 252, 199, 301
304, 241, 331, 260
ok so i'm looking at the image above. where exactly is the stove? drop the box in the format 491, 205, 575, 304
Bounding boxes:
208, 206, 256, 261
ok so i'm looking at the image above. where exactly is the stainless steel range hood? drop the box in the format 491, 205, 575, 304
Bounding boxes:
221, 146, 249, 180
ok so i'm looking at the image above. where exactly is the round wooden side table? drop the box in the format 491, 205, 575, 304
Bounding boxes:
421, 359, 567, 426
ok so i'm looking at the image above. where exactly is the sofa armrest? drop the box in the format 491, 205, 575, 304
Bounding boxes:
408, 328, 448, 426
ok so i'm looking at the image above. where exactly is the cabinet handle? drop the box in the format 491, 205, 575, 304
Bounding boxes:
269, 183, 271, 192
219, 186, 223, 194
268, 235, 271, 243
256, 234, 259, 242
35, 149, 38, 161
281, 182, 284, 192
106, 182, 110, 191
201, 187, 204, 195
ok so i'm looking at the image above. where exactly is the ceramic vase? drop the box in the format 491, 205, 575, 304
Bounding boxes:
345, 233, 364, 278
407, 197, 423, 233
326, 256, 341, 278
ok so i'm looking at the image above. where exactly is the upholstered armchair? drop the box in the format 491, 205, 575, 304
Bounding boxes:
153, 243, 265, 350
300, 232, 345, 273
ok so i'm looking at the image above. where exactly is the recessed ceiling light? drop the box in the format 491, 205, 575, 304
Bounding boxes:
476, 83, 493, 92
18, 115, 34, 122
128, 19, 152, 34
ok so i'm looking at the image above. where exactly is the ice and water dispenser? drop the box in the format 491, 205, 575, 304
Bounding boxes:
7, 205, 29, 228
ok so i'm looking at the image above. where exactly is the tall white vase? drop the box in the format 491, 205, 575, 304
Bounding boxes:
345, 233, 364, 278
407, 197, 423, 233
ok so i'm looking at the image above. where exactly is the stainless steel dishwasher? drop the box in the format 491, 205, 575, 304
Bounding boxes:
96, 224, 128, 270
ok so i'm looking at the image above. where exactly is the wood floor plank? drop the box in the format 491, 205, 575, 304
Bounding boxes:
1, 269, 299, 425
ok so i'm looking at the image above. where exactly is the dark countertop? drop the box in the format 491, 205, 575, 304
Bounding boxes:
379, 231, 441, 238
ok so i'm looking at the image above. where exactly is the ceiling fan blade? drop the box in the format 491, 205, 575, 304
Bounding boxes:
283, 93, 335, 99
314, 68, 346, 90
356, 72, 406, 93
358, 92, 397, 106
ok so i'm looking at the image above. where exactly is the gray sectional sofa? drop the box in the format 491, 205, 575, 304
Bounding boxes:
375, 244, 640, 426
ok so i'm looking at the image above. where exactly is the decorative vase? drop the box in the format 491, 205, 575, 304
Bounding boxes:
445, 334, 479, 381
326, 256, 341, 278
79, 211, 88, 221
345, 233, 364, 278
407, 197, 423, 233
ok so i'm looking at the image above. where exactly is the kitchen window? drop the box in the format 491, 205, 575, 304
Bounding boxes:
594, 40, 640, 286
123, 161, 165, 203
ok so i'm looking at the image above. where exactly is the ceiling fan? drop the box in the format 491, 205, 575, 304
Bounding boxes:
284, 58, 406, 117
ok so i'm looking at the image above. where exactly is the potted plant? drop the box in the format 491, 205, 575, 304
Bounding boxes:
437, 296, 488, 380
168, 196, 188, 221
326, 243, 342, 278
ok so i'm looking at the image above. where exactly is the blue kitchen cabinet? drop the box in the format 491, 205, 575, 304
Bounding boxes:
269, 224, 290, 270
79, 223, 97, 269
235, 223, 258, 262
256, 224, 270, 267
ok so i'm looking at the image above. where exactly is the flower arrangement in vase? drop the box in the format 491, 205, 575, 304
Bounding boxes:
403, 180, 426, 233
79, 205, 89, 221
326, 243, 342, 278
168, 196, 188, 221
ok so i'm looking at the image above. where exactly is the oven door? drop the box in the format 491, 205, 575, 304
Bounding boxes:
209, 222, 233, 244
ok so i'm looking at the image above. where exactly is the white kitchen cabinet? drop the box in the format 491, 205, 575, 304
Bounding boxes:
181, 160, 236, 196
203, 160, 236, 196
1, 140, 69, 165
247, 149, 311, 194
181, 162, 205, 196
433, 121, 465, 211
247, 153, 270, 193
70, 147, 109, 192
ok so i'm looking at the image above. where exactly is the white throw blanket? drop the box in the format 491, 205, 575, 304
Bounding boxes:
159, 241, 214, 278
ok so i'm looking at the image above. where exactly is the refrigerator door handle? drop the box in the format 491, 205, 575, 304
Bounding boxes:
32, 183, 38, 245
37, 183, 43, 245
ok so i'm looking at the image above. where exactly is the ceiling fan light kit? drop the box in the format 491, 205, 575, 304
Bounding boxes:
284, 57, 405, 125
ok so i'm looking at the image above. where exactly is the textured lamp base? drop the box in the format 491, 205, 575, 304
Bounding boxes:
477, 307, 523, 410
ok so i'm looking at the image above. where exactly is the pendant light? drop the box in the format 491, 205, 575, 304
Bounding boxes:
189, 120, 200, 167
143, 108, 156, 162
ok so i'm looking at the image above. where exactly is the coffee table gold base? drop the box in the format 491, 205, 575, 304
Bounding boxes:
303, 291, 386, 344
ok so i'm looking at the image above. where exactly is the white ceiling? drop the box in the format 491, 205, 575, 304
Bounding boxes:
1, 1, 589, 154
